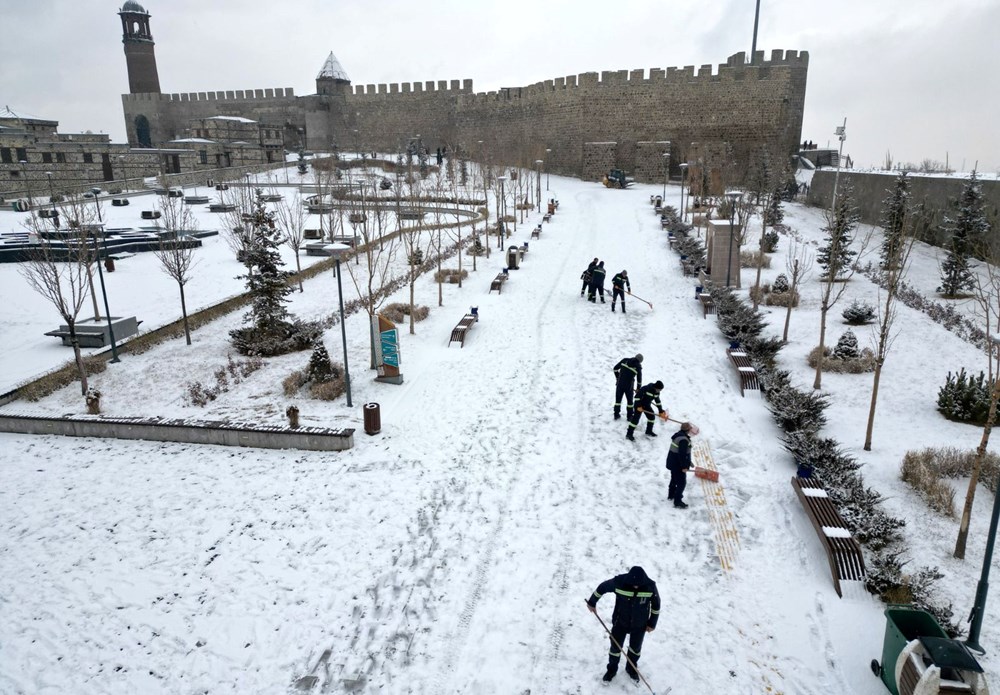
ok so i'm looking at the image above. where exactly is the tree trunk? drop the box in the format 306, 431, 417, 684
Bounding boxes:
752, 221, 767, 311
458, 228, 463, 287
863, 361, 884, 451
782, 261, 799, 343
955, 377, 1000, 558
409, 275, 416, 335
179, 282, 192, 345
86, 264, 101, 321
813, 305, 828, 390
67, 322, 89, 395
295, 251, 303, 292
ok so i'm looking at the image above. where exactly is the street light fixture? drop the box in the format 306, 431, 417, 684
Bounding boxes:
679, 163, 689, 223
329, 242, 353, 407
545, 148, 552, 190
662, 152, 670, 199
725, 191, 741, 287
534, 159, 543, 215
90, 187, 120, 363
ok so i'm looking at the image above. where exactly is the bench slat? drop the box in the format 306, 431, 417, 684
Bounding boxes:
791, 476, 866, 597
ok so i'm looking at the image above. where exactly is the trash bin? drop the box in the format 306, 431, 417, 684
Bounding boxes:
872, 605, 954, 695
363, 402, 381, 435
506, 245, 520, 270
104, 257, 116, 272
547, 202, 556, 215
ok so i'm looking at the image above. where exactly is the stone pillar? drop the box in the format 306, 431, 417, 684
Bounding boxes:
707, 219, 740, 286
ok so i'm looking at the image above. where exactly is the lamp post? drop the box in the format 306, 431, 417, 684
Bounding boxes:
496, 175, 508, 249
831, 118, 847, 208
662, 152, 670, 199
45, 171, 56, 213
725, 191, 740, 287
534, 159, 543, 215
90, 187, 120, 363
545, 148, 552, 190
330, 242, 353, 407
966, 469, 1000, 653
679, 163, 689, 223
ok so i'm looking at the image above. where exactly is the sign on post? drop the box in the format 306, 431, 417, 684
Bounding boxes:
373, 314, 403, 384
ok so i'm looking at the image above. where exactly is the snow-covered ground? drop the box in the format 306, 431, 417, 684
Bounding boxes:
1, 171, 997, 694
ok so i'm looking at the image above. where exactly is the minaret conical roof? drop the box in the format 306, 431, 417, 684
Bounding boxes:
317, 52, 350, 82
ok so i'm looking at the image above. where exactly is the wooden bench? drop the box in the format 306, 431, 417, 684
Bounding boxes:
531, 225, 541, 239
725, 348, 760, 396
699, 293, 715, 318
449, 313, 478, 347
542, 213, 552, 223
141, 210, 161, 220
489, 273, 508, 294
791, 476, 866, 597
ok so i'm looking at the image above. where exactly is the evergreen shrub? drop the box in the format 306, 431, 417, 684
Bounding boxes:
937, 369, 998, 425
842, 300, 876, 325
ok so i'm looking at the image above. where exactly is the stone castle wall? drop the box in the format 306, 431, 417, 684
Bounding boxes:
122, 49, 808, 181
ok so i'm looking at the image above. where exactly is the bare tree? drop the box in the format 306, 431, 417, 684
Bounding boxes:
813, 189, 870, 390
153, 195, 198, 345
57, 195, 103, 321
398, 178, 434, 334
864, 174, 917, 451
343, 181, 398, 366
221, 184, 258, 271
782, 239, 814, 343
273, 189, 308, 292
18, 215, 94, 394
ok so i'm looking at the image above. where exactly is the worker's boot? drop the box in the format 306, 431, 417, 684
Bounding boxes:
603, 665, 617, 682
622, 304, 626, 314
611, 303, 616, 312
625, 663, 639, 682
645, 422, 657, 437
613, 407, 621, 420
626, 427, 636, 441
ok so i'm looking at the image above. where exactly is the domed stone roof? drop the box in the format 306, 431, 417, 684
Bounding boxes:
120, 1, 148, 14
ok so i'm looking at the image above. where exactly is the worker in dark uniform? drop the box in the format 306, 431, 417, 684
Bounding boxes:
581, 257, 598, 297
613, 353, 643, 420
588, 260, 607, 303
586, 565, 660, 683
666, 422, 697, 509
626, 381, 665, 440
610, 270, 630, 312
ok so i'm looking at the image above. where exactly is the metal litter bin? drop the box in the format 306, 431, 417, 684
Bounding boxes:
506, 245, 520, 270
104, 257, 116, 272
871, 605, 985, 695
363, 402, 381, 435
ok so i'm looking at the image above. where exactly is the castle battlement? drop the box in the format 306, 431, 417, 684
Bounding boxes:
123, 87, 296, 103
461, 49, 809, 104
351, 79, 474, 97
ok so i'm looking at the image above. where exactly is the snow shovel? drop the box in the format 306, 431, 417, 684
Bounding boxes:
626, 291, 653, 310
587, 601, 663, 694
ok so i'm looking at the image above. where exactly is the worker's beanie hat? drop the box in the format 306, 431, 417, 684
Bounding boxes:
681, 422, 692, 432
655, 380, 664, 390
622, 270, 628, 275
635, 353, 643, 363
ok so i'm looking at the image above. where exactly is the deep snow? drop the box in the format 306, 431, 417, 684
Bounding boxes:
1, 168, 998, 694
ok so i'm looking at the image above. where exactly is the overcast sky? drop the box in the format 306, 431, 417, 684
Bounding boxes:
2, 0, 998, 173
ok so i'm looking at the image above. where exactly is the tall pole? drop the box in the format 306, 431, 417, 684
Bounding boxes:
751, 0, 761, 64
535, 160, 543, 216
335, 256, 353, 407
92, 228, 120, 363
831, 118, 847, 208
662, 153, 670, 199
679, 163, 688, 223
545, 148, 552, 191
966, 470, 1000, 653
19, 160, 32, 206
726, 194, 738, 287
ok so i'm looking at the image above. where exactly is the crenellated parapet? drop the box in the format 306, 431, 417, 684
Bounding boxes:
351, 79, 473, 97
123, 87, 297, 103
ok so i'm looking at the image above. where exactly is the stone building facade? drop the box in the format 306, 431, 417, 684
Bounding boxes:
119, 2, 808, 182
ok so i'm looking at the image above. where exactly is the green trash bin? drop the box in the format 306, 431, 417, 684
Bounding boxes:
872, 605, 949, 694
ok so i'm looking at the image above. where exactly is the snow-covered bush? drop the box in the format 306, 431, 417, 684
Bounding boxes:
842, 300, 876, 325
937, 369, 997, 425
761, 229, 780, 253
773, 273, 790, 293
306, 343, 337, 384
807, 340, 876, 374
767, 384, 829, 434
833, 329, 860, 359
740, 249, 771, 269
382, 302, 430, 324
900, 449, 958, 516
710, 285, 766, 345
434, 268, 469, 284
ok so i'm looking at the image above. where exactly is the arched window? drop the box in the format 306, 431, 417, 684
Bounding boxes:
134, 115, 151, 147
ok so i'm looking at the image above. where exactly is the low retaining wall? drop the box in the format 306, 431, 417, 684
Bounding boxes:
0, 413, 354, 451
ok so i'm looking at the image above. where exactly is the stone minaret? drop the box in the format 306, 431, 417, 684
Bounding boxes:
119, 1, 161, 94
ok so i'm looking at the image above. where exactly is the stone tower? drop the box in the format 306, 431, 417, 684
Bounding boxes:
315, 52, 351, 95
119, 0, 161, 94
